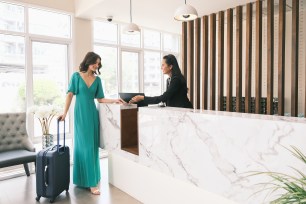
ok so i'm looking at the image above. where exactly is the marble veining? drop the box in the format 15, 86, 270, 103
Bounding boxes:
99, 104, 306, 204
138, 107, 306, 204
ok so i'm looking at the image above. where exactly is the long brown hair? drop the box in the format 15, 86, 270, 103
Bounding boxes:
79, 52, 102, 75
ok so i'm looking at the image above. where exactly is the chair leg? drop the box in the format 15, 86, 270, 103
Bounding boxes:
23, 163, 30, 176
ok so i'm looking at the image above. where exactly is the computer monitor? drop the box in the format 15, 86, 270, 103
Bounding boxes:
119, 93, 145, 104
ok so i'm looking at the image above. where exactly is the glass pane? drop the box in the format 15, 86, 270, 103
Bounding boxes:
0, 34, 25, 113
120, 26, 141, 47
0, 2, 24, 32
163, 33, 179, 53
94, 45, 118, 98
32, 42, 69, 136
144, 29, 160, 50
94, 21, 117, 44
29, 8, 71, 38
121, 51, 139, 93
144, 51, 161, 96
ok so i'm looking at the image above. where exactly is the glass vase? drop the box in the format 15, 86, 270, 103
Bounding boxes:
42, 134, 54, 149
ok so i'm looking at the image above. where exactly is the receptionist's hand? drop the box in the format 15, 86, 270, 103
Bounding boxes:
129, 95, 144, 104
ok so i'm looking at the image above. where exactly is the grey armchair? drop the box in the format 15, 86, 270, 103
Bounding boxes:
0, 113, 36, 176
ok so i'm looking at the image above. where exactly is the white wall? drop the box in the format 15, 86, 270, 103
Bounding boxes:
73, 18, 93, 70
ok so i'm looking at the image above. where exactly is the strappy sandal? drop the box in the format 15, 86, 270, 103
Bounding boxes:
90, 187, 101, 195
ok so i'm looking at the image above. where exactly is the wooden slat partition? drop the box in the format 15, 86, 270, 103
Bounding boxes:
180, 0, 304, 118
226, 9, 233, 112
194, 18, 201, 109
182, 22, 188, 78
267, 0, 274, 115
201, 16, 209, 110
291, 0, 299, 117
245, 3, 253, 113
278, 0, 286, 116
255, 0, 262, 114
236, 6, 243, 112
187, 21, 194, 106
218, 11, 225, 111
210, 13, 216, 110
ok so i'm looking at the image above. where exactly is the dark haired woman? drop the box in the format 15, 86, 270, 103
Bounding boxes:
59, 52, 125, 195
130, 54, 192, 108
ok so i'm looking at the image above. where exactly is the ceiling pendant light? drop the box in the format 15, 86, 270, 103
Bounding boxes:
174, 0, 198, 21
123, 0, 140, 34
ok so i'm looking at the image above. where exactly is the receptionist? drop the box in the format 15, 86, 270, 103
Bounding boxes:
129, 54, 193, 109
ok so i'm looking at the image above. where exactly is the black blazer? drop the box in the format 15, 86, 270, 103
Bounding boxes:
142, 75, 193, 108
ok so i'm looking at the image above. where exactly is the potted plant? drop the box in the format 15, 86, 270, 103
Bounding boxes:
250, 146, 306, 204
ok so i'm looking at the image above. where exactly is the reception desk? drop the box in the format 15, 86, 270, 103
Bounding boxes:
99, 104, 306, 204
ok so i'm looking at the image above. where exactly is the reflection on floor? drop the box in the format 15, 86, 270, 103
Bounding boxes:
0, 158, 142, 204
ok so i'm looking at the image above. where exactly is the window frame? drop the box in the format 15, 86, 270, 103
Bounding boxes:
93, 20, 181, 97
0, 0, 74, 144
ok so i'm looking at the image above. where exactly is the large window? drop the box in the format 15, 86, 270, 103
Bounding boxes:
93, 21, 180, 97
0, 2, 24, 32
144, 51, 161, 96
94, 45, 118, 98
32, 42, 69, 136
121, 51, 139, 93
0, 2, 72, 138
94, 21, 117, 44
0, 1, 72, 178
29, 8, 71, 38
0, 34, 25, 112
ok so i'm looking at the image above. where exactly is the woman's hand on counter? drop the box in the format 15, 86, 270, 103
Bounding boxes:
129, 95, 144, 104
98, 98, 126, 104
113, 98, 126, 104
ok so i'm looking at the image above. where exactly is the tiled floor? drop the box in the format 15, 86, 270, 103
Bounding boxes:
0, 158, 142, 204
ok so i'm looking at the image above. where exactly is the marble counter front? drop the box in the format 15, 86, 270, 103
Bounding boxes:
99, 103, 138, 162
99, 104, 306, 204
138, 107, 306, 204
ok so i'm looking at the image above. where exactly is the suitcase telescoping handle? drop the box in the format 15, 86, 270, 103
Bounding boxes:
57, 119, 66, 152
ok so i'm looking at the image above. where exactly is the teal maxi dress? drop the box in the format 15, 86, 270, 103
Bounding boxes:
67, 72, 104, 187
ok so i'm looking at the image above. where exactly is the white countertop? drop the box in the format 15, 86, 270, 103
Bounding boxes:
140, 106, 306, 124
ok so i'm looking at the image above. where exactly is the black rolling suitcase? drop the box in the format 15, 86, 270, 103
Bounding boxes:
36, 120, 70, 203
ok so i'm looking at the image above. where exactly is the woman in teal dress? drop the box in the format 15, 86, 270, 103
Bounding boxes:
59, 52, 125, 195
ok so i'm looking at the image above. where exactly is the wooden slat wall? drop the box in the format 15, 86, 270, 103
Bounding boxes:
187, 21, 194, 106
245, 3, 253, 113
201, 16, 209, 110
194, 18, 201, 109
181, 22, 188, 78
255, 0, 262, 114
218, 11, 225, 111
236, 6, 243, 112
291, 0, 299, 117
278, 0, 286, 116
181, 0, 304, 118
226, 9, 233, 112
210, 13, 216, 110
267, 0, 274, 115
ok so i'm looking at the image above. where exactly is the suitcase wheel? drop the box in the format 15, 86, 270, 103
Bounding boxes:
35, 196, 41, 201
49, 198, 54, 203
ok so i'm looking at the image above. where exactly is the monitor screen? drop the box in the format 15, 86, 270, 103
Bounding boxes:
119, 93, 145, 104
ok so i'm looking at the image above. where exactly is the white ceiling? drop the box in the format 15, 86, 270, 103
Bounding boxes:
75, 0, 258, 34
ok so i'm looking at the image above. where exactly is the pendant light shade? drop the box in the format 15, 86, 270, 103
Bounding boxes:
174, 0, 198, 21
123, 0, 140, 34
123, 22, 140, 33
